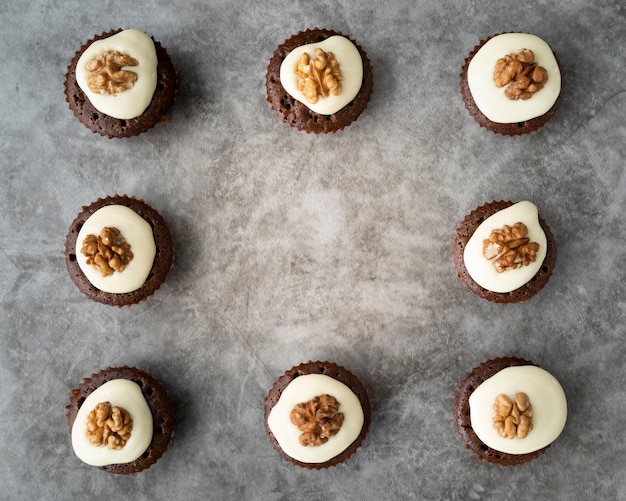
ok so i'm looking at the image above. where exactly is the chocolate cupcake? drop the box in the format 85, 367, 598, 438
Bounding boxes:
65, 29, 177, 138
454, 357, 567, 466
452, 200, 556, 303
460, 33, 563, 135
264, 361, 371, 469
66, 366, 175, 474
65, 195, 174, 306
266, 28, 373, 134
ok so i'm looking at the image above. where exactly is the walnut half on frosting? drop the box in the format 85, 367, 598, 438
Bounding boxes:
86, 401, 133, 450
86, 50, 139, 95
493, 49, 548, 101
482, 222, 539, 273
493, 393, 533, 439
81, 226, 134, 277
296, 48, 343, 104
290, 394, 344, 446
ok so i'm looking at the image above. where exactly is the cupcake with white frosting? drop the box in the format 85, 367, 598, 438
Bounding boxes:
264, 361, 371, 468
65, 195, 174, 306
266, 28, 373, 133
454, 357, 567, 465
452, 200, 556, 303
460, 33, 563, 135
64, 29, 177, 138
66, 366, 175, 474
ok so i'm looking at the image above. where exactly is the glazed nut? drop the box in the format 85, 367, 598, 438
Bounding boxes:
296, 48, 343, 104
532, 66, 548, 84
86, 50, 139, 95
504, 415, 517, 439
86, 402, 133, 450
518, 414, 532, 438
504, 76, 531, 100
493, 392, 533, 439
493, 49, 548, 100
516, 48, 535, 64
482, 222, 540, 273
515, 392, 531, 412
81, 226, 133, 277
494, 394, 513, 417
493, 55, 523, 88
290, 394, 344, 447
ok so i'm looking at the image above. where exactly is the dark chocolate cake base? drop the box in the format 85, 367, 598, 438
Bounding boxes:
64, 29, 178, 138
266, 28, 373, 134
454, 357, 548, 466
65, 195, 174, 307
264, 361, 371, 469
66, 366, 175, 474
452, 200, 556, 304
459, 33, 563, 136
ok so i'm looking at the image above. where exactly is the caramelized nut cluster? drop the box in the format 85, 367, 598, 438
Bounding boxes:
81, 226, 134, 277
296, 48, 343, 104
86, 50, 139, 95
86, 402, 133, 450
482, 222, 539, 273
493, 393, 533, 439
493, 49, 548, 100
290, 394, 344, 446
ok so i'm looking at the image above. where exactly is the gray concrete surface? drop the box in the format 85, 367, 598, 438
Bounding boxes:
1, 0, 625, 499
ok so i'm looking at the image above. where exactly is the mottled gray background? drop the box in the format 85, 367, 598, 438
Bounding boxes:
1, 0, 625, 499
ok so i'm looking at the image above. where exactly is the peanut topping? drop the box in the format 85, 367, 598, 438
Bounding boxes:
493, 393, 533, 439
296, 48, 343, 104
81, 226, 134, 277
290, 394, 344, 447
493, 49, 548, 100
86, 402, 133, 450
86, 50, 139, 95
482, 222, 539, 273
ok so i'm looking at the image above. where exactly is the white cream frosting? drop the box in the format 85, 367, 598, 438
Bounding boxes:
279, 36, 363, 115
469, 366, 567, 454
76, 205, 156, 294
267, 374, 364, 463
76, 29, 157, 119
71, 379, 153, 466
463, 201, 547, 293
467, 33, 561, 123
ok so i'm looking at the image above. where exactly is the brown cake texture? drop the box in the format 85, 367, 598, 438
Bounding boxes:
66, 366, 175, 474
454, 357, 549, 466
64, 29, 178, 138
459, 33, 563, 136
65, 195, 174, 306
266, 28, 373, 134
264, 361, 371, 469
452, 200, 556, 304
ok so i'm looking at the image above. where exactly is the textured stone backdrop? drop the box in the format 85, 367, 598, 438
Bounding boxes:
1, 0, 625, 499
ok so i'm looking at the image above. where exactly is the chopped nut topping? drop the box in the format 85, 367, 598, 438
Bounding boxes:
493, 393, 533, 439
290, 394, 344, 447
482, 222, 539, 273
81, 226, 134, 277
86, 402, 133, 450
493, 49, 548, 100
86, 50, 139, 95
296, 48, 343, 104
